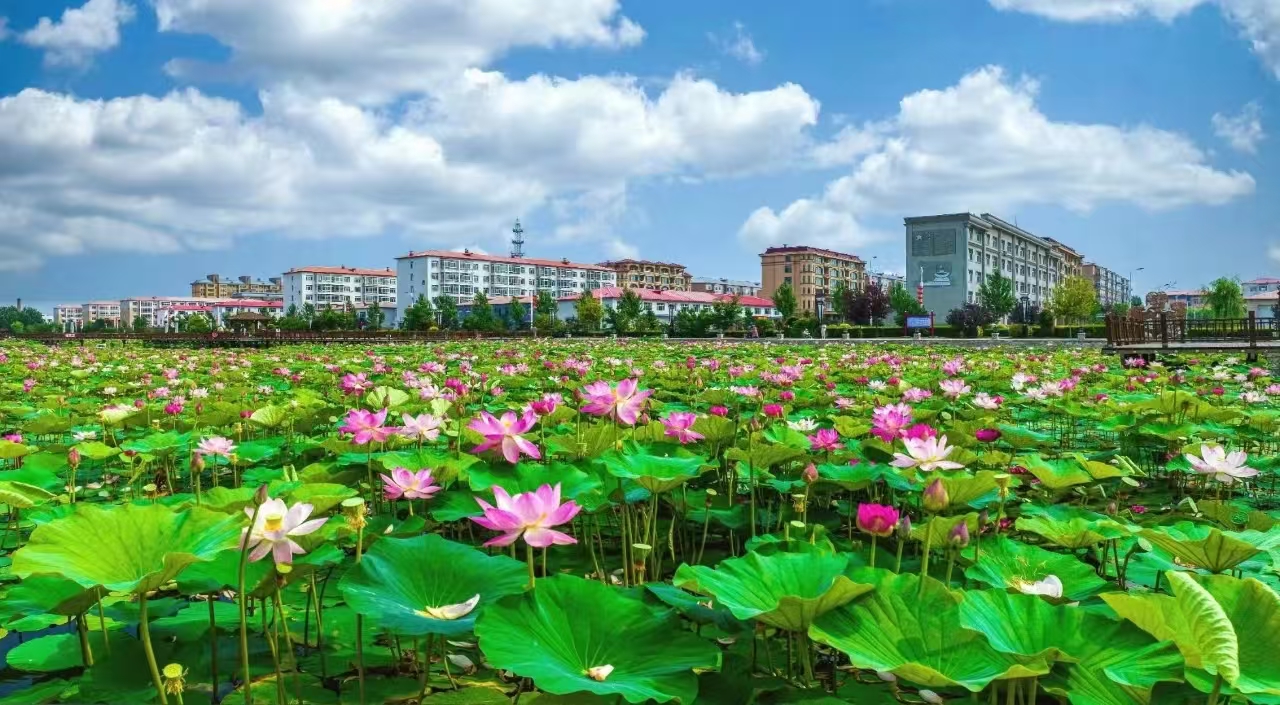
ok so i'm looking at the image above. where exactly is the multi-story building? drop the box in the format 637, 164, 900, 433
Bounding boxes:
1246, 291, 1278, 318
82, 301, 122, 327
1157, 289, 1206, 309
759, 245, 866, 316
904, 213, 1063, 315
554, 288, 779, 326
283, 266, 398, 323
690, 278, 761, 297
1043, 238, 1085, 280
1081, 263, 1131, 308
154, 300, 284, 330
53, 305, 83, 330
121, 296, 220, 327
1243, 277, 1280, 296
190, 274, 283, 299
395, 250, 617, 312
866, 271, 906, 293
598, 259, 692, 291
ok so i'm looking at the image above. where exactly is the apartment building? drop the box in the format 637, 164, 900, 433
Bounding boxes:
690, 278, 761, 297
866, 271, 906, 293
1081, 263, 1131, 308
395, 249, 617, 311
904, 213, 1064, 315
1043, 238, 1085, 280
153, 300, 284, 330
190, 274, 283, 298
1243, 277, 1280, 296
121, 296, 221, 327
554, 288, 779, 325
82, 301, 122, 327
283, 266, 398, 322
599, 259, 692, 291
53, 305, 83, 329
759, 246, 867, 316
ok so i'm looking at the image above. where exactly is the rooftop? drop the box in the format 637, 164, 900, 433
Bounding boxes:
691, 277, 761, 285
598, 259, 689, 270
760, 245, 864, 263
286, 266, 396, 277
1244, 277, 1280, 285
563, 287, 775, 308
397, 249, 614, 272
1245, 291, 1279, 301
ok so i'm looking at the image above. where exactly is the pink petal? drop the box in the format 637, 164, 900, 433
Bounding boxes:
248, 541, 272, 562
289, 517, 328, 536
483, 531, 522, 547
272, 540, 294, 564
546, 500, 581, 526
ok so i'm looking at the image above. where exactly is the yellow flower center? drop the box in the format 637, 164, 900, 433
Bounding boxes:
264, 514, 285, 532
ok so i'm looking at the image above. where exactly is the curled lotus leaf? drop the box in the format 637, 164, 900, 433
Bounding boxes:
1136, 523, 1280, 574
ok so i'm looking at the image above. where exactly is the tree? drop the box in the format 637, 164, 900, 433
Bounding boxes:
575, 292, 604, 332
1204, 277, 1245, 319
672, 307, 714, 337
184, 313, 212, 333
132, 315, 150, 332
1130, 295, 1143, 308
367, 300, 385, 330
0, 306, 45, 332
1009, 302, 1041, 325
977, 271, 1017, 320
713, 295, 743, 331
640, 310, 661, 334
401, 294, 431, 331
607, 289, 644, 332
946, 304, 995, 337
1046, 275, 1098, 324
507, 297, 528, 330
849, 286, 891, 325
301, 303, 317, 328
830, 282, 850, 321
1110, 301, 1131, 318
286, 304, 299, 318
435, 296, 459, 330
772, 282, 797, 321
463, 291, 497, 332
888, 282, 926, 326
533, 290, 559, 334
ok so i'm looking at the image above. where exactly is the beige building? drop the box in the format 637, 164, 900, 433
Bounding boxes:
1043, 238, 1084, 280
82, 301, 122, 327
190, 274, 283, 298
598, 259, 692, 291
760, 245, 866, 316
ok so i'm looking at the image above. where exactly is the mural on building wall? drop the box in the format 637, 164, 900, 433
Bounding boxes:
919, 262, 954, 287
911, 229, 958, 257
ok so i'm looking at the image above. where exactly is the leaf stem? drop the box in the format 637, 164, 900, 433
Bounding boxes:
139, 593, 169, 705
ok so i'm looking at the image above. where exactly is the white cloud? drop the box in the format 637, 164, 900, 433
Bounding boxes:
710, 22, 764, 66
154, 0, 645, 102
990, 0, 1280, 78
742, 66, 1254, 249
1213, 102, 1265, 153
1271, 244, 1280, 264
0, 68, 820, 271
19, 0, 135, 67
0, 17, 11, 41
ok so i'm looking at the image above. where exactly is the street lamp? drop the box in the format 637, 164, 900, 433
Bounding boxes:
1129, 266, 1145, 304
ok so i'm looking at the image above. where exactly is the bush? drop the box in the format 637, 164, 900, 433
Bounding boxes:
946, 304, 995, 338
1053, 325, 1106, 339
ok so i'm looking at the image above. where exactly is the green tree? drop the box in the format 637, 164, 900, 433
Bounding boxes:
1130, 295, 1143, 308
402, 294, 436, 330
367, 300, 385, 330
435, 296, 459, 330
640, 309, 661, 333
535, 290, 557, 318
463, 291, 497, 332
575, 291, 604, 332
9, 321, 24, 334
1046, 275, 1098, 324
0, 306, 45, 331
132, 316, 149, 332
888, 282, 926, 325
184, 313, 212, 333
286, 304, 299, 318
1204, 277, 1245, 319
713, 295, 743, 331
772, 282, 797, 320
1110, 301, 1131, 318
830, 282, 850, 321
608, 289, 644, 332
977, 271, 1017, 320
301, 303, 317, 328
507, 297, 528, 330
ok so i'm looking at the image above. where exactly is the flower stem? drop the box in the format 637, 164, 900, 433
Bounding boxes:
894, 536, 904, 574
918, 515, 933, 596
208, 597, 219, 700
355, 522, 366, 705
944, 549, 956, 587
526, 542, 537, 589
238, 502, 264, 705
1208, 674, 1223, 705
139, 593, 169, 705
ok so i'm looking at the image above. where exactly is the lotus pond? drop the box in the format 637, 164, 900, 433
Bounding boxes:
1, 340, 1279, 705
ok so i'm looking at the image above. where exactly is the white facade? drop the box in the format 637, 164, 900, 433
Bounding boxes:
690, 278, 762, 297
53, 305, 83, 329
1244, 278, 1280, 297
121, 296, 222, 327
284, 267, 398, 324
866, 271, 906, 293
553, 288, 778, 325
82, 301, 122, 326
396, 250, 618, 314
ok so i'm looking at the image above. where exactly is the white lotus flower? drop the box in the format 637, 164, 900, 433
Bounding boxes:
1015, 575, 1064, 599
1185, 445, 1258, 485
417, 594, 480, 621
890, 435, 965, 472
586, 664, 615, 681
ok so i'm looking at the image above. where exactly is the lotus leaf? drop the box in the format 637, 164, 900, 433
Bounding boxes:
1137, 522, 1280, 574
965, 536, 1109, 601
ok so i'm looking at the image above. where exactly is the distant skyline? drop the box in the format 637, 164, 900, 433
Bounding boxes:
1, 0, 1277, 314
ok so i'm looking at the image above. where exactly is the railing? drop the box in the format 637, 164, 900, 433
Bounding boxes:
1105, 312, 1276, 348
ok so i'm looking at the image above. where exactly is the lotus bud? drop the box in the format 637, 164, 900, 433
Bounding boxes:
1106, 500, 1118, 516
253, 483, 270, 506
586, 664, 614, 681
919, 689, 944, 704
190, 452, 205, 474
896, 513, 912, 539
922, 478, 949, 513
978, 508, 989, 527
802, 463, 819, 485
67, 447, 81, 469
948, 522, 970, 548
161, 663, 187, 696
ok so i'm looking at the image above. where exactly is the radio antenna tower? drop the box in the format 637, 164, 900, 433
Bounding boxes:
511, 219, 526, 258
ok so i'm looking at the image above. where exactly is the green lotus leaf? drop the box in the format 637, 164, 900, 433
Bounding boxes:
339, 534, 527, 637
286, 482, 358, 514
2, 575, 103, 616
599, 442, 709, 494
1197, 500, 1277, 533
691, 415, 735, 444
643, 583, 747, 634
71, 440, 119, 461
934, 470, 1002, 509
910, 513, 979, 550
832, 416, 871, 439
6, 632, 87, 672
0, 439, 32, 460
964, 536, 1108, 601
761, 425, 812, 450
466, 461, 602, 503
725, 440, 806, 470
364, 386, 410, 409
1017, 454, 1094, 490
997, 425, 1053, 449
810, 568, 1047, 692
120, 431, 187, 457
1105, 572, 1280, 696
376, 448, 478, 486
0, 480, 56, 509
1137, 523, 1280, 574
249, 405, 289, 429
475, 574, 721, 704
959, 590, 1184, 705
672, 551, 873, 632
814, 462, 911, 492
21, 413, 74, 436
177, 543, 343, 598
12, 504, 242, 594
1016, 505, 1128, 549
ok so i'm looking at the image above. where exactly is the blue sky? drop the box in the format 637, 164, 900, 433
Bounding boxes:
1, 0, 1277, 313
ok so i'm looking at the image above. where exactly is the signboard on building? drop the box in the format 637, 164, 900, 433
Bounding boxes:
911, 229, 958, 257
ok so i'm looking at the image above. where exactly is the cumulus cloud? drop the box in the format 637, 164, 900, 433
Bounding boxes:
154, 0, 645, 102
710, 22, 765, 66
19, 0, 135, 67
0, 68, 820, 270
1213, 102, 1265, 153
741, 66, 1254, 249
990, 0, 1280, 78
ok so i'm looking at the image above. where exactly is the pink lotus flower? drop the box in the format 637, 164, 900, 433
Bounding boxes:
399, 413, 442, 442
340, 409, 394, 445
380, 467, 442, 501
164, 402, 184, 416
856, 504, 900, 537
241, 497, 328, 564
809, 428, 841, 452
975, 428, 1001, 443
471, 484, 580, 547
709, 405, 729, 417
730, 386, 760, 398
939, 379, 971, 399
529, 393, 562, 417
197, 436, 236, 459
902, 424, 937, 441
762, 403, 784, 419
580, 379, 653, 426
1185, 445, 1258, 485
340, 373, 372, 396
802, 463, 819, 484
22, 379, 35, 393
902, 388, 932, 403
661, 412, 704, 444
469, 410, 541, 464
871, 403, 913, 443
891, 435, 965, 472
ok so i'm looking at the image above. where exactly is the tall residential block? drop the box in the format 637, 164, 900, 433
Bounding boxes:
759, 245, 867, 316
282, 266, 398, 323
395, 249, 617, 310
190, 274, 283, 298
598, 259, 692, 291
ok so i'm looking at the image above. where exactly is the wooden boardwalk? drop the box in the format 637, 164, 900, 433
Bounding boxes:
1105, 312, 1278, 360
